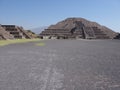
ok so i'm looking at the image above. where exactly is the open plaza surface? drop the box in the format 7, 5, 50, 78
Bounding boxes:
0, 40, 120, 90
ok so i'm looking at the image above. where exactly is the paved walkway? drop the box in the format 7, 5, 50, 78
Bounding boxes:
0, 40, 120, 90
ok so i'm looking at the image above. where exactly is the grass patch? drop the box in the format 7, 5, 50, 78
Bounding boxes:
0, 39, 40, 46
36, 42, 45, 46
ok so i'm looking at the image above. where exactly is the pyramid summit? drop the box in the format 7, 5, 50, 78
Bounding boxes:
40, 17, 119, 39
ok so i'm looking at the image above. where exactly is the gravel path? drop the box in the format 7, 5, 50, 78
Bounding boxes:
0, 40, 120, 90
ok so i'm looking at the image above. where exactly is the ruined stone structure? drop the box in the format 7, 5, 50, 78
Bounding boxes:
41, 29, 72, 39
40, 18, 117, 39
26, 30, 38, 38
0, 25, 14, 40
114, 33, 120, 39
0, 25, 32, 39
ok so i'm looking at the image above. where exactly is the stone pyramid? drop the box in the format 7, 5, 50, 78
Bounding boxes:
40, 18, 118, 39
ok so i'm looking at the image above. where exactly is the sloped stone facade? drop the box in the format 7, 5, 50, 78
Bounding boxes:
40, 18, 117, 39
0, 25, 14, 40
1, 25, 32, 39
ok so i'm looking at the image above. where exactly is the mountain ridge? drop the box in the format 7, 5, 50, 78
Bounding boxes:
31, 26, 48, 34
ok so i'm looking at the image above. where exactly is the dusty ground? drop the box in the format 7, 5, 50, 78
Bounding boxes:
0, 40, 120, 90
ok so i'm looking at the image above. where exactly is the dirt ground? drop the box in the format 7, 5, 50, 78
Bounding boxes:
0, 40, 120, 90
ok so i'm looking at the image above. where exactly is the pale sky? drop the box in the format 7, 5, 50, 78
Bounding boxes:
0, 0, 120, 32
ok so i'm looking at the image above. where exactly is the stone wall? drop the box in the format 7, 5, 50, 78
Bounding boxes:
1, 25, 32, 39
0, 25, 14, 40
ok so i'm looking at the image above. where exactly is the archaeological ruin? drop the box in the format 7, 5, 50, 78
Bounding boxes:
40, 18, 119, 39
0, 24, 32, 40
0, 25, 14, 40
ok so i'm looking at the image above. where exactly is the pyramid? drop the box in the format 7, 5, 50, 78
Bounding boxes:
40, 18, 118, 39
0, 25, 14, 40
1, 25, 32, 39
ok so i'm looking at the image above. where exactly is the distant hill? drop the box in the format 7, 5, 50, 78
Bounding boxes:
31, 26, 48, 34
26, 30, 38, 38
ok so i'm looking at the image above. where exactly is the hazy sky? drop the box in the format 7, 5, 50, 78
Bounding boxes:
0, 0, 120, 32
